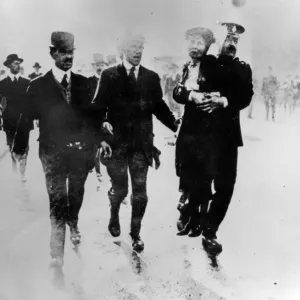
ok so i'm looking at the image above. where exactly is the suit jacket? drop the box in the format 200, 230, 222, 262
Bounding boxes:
87, 75, 99, 101
0, 76, 33, 132
94, 63, 177, 166
28, 72, 42, 80
24, 70, 103, 148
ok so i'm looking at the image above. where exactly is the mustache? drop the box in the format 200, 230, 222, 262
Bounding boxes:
226, 45, 236, 52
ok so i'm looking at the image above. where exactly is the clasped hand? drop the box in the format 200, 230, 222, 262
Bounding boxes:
190, 91, 225, 113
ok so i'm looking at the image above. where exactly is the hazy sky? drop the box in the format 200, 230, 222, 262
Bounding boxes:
0, 0, 298, 77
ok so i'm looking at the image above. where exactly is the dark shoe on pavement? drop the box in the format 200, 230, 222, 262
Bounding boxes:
177, 218, 192, 236
202, 236, 223, 254
108, 214, 121, 237
131, 235, 144, 252
188, 225, 202, 238
176, 211, 190, 232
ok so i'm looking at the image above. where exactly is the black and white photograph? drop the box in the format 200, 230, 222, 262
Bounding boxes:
0, 0, 298, 299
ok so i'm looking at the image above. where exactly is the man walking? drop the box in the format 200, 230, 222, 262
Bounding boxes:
19, 31, 110, 267
0, 54, 33, 181
203, 22, 253, 253
94, 32, 179, 252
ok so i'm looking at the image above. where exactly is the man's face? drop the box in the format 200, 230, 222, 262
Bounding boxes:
10, 60, 21, 75
187, 36, 208, 59
221, 37, 238, 59
34, 67, 40, 73
92, 61, 107, 75
52, 48, 74, 71
124, 40, 144, 66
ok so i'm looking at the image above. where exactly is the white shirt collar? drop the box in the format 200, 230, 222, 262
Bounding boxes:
8, 72, 20, 81
123, 59, 140, 73
52, 64, 71, 83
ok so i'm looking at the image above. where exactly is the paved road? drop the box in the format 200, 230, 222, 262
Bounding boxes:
0, 103, 299, 300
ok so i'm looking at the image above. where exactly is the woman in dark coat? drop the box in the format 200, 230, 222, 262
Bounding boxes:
173, 27, 226, 237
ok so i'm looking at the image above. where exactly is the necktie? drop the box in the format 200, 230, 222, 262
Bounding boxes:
13, 77, 18, 84
61, 74, 68, 89
128, 66, 136, 82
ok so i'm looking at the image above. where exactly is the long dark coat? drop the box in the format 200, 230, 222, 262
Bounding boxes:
173, 55, 253, 191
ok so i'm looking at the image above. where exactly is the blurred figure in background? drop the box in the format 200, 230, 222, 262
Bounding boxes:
0, 54, 33, 181
248, 72, 258, 119
164, 63, 182, 118
261, 66, 279, 121
88, 53, 108, 185
28, 62, 43, 80
107, 54, 117, 66
0, 69, 6, 81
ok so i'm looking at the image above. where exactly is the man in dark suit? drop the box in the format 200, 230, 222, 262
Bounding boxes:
19, 31, 111, 267
0, 54, 33, 181
28, 62, 43, 80
94, 32, 179, 252
201, 22, 253, 253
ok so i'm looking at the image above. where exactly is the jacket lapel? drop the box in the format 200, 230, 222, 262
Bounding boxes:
45, 70, 67, 102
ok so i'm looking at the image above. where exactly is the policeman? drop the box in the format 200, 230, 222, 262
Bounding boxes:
202, 22, 253, 253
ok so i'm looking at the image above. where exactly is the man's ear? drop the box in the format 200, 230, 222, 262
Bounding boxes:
49, 47, 57, 59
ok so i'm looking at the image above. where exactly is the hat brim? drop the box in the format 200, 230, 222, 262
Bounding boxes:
3, 58, 23, 68
33, 65, 41, 68
49, 44, 76, 51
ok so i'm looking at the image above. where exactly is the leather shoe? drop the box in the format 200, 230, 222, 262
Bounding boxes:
177, 212, 190, 232
131, 235, 144, 252
188, 226, 202, 238
202, 236, 223, 254
177, 218, 192, 236
108, 216, 120, 237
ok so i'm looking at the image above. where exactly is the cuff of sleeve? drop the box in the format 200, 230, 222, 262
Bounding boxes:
222, 97, 228, 108
188, 91, 195, 101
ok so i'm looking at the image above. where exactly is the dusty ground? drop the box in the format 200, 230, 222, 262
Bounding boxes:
0, 101, 299, 300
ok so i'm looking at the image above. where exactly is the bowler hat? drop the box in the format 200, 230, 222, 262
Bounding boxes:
92, 53, 106, 64
3, 54, 23, 68
50, 31, 75, 50
33, 62, 41, 69
107, 54, 117, 65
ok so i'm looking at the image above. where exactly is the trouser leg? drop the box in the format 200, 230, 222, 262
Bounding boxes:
128, 150, 149, 238
40, 147, 68, 259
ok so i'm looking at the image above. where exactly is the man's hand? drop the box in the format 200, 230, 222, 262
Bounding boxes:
99, 141, 112, 158
102, 122, 113, 135
189, 91, 205, 105
197, 94, 227, 113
